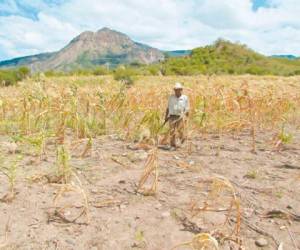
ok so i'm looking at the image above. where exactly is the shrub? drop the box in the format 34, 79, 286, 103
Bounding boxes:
147, 65, 161, 75
44, 70, 66, 77
113, 67, 137, 86
17, 67, 30, 78
69, 68, 92, 76
293, 70, 300, 75
93, 66, 110, 76
0, 67, 30, 86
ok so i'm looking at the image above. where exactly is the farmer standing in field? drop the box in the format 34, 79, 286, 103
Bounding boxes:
165, 82, 189, 149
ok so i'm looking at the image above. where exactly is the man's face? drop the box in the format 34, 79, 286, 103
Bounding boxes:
174, 88, 182, 97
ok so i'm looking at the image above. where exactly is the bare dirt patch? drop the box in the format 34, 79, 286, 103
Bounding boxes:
0, 129, 299, 250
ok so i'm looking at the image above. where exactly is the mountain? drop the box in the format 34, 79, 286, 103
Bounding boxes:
161, 39, 300, 76
165, 50, 192, 57
0, 52, 54, 68
1, 31, 300, 76
271, 55, 299, 60
0, 27, 164, 71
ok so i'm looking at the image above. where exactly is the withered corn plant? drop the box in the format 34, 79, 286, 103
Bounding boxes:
0, 75, 298, 153
136, 147, 158, 196
190, 176, 242, 248
50, 173, 89, 225
55, 145, 72, 184
0, 155, 22, 203
172, 233, 219, 250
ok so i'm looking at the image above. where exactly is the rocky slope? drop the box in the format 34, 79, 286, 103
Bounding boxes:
0, 28, 164, 71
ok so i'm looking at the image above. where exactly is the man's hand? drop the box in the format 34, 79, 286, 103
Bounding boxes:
165, 108, 169, 123
164, 116, 169, 124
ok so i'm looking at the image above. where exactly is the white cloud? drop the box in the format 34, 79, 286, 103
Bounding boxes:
0, 0, 300, 61
0, 12, 79, 59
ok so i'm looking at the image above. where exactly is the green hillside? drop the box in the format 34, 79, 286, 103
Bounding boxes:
159, 39, 300, 76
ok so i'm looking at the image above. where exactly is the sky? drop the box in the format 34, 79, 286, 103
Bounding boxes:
0, 0, 300, 61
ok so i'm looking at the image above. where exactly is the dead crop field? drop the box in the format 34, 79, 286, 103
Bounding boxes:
0, 75, 299, 250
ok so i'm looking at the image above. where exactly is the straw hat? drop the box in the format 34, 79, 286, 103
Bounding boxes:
174, 82, 183, 89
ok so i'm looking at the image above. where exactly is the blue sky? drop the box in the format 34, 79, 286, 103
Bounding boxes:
252, 0, 269, 10
0, 0, 300, 61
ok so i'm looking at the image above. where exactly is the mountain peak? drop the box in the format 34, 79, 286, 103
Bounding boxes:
72, 27, 129, 43
3, 27, 164, 71
97, 27, 114, 33
96, 27, 129, 39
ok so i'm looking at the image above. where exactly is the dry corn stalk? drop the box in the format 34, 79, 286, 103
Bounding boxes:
81, 137, 92, 158
51, 173, 89, 224
172, 233, 219, 250
137, 147, 158, 195
191, 177, 241, 245
0, 218, 10, 249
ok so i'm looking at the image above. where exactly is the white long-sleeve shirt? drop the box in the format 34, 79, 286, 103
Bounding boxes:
168, 94, 189, 116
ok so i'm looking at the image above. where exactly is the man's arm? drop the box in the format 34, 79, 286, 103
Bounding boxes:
165, 96, 171, 122
165, 108, 169, 122
185, 96, 190, 117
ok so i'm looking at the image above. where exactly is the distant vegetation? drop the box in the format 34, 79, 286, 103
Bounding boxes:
159, 39, 300, 76
0, 67, 30, 86
67, 39, 299, 77
44, 66, 110, 77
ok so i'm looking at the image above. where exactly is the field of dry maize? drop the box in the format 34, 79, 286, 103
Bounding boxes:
0, 75, 299, 250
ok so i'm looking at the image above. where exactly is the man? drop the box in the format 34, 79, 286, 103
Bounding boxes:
165, 82, 189, 149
